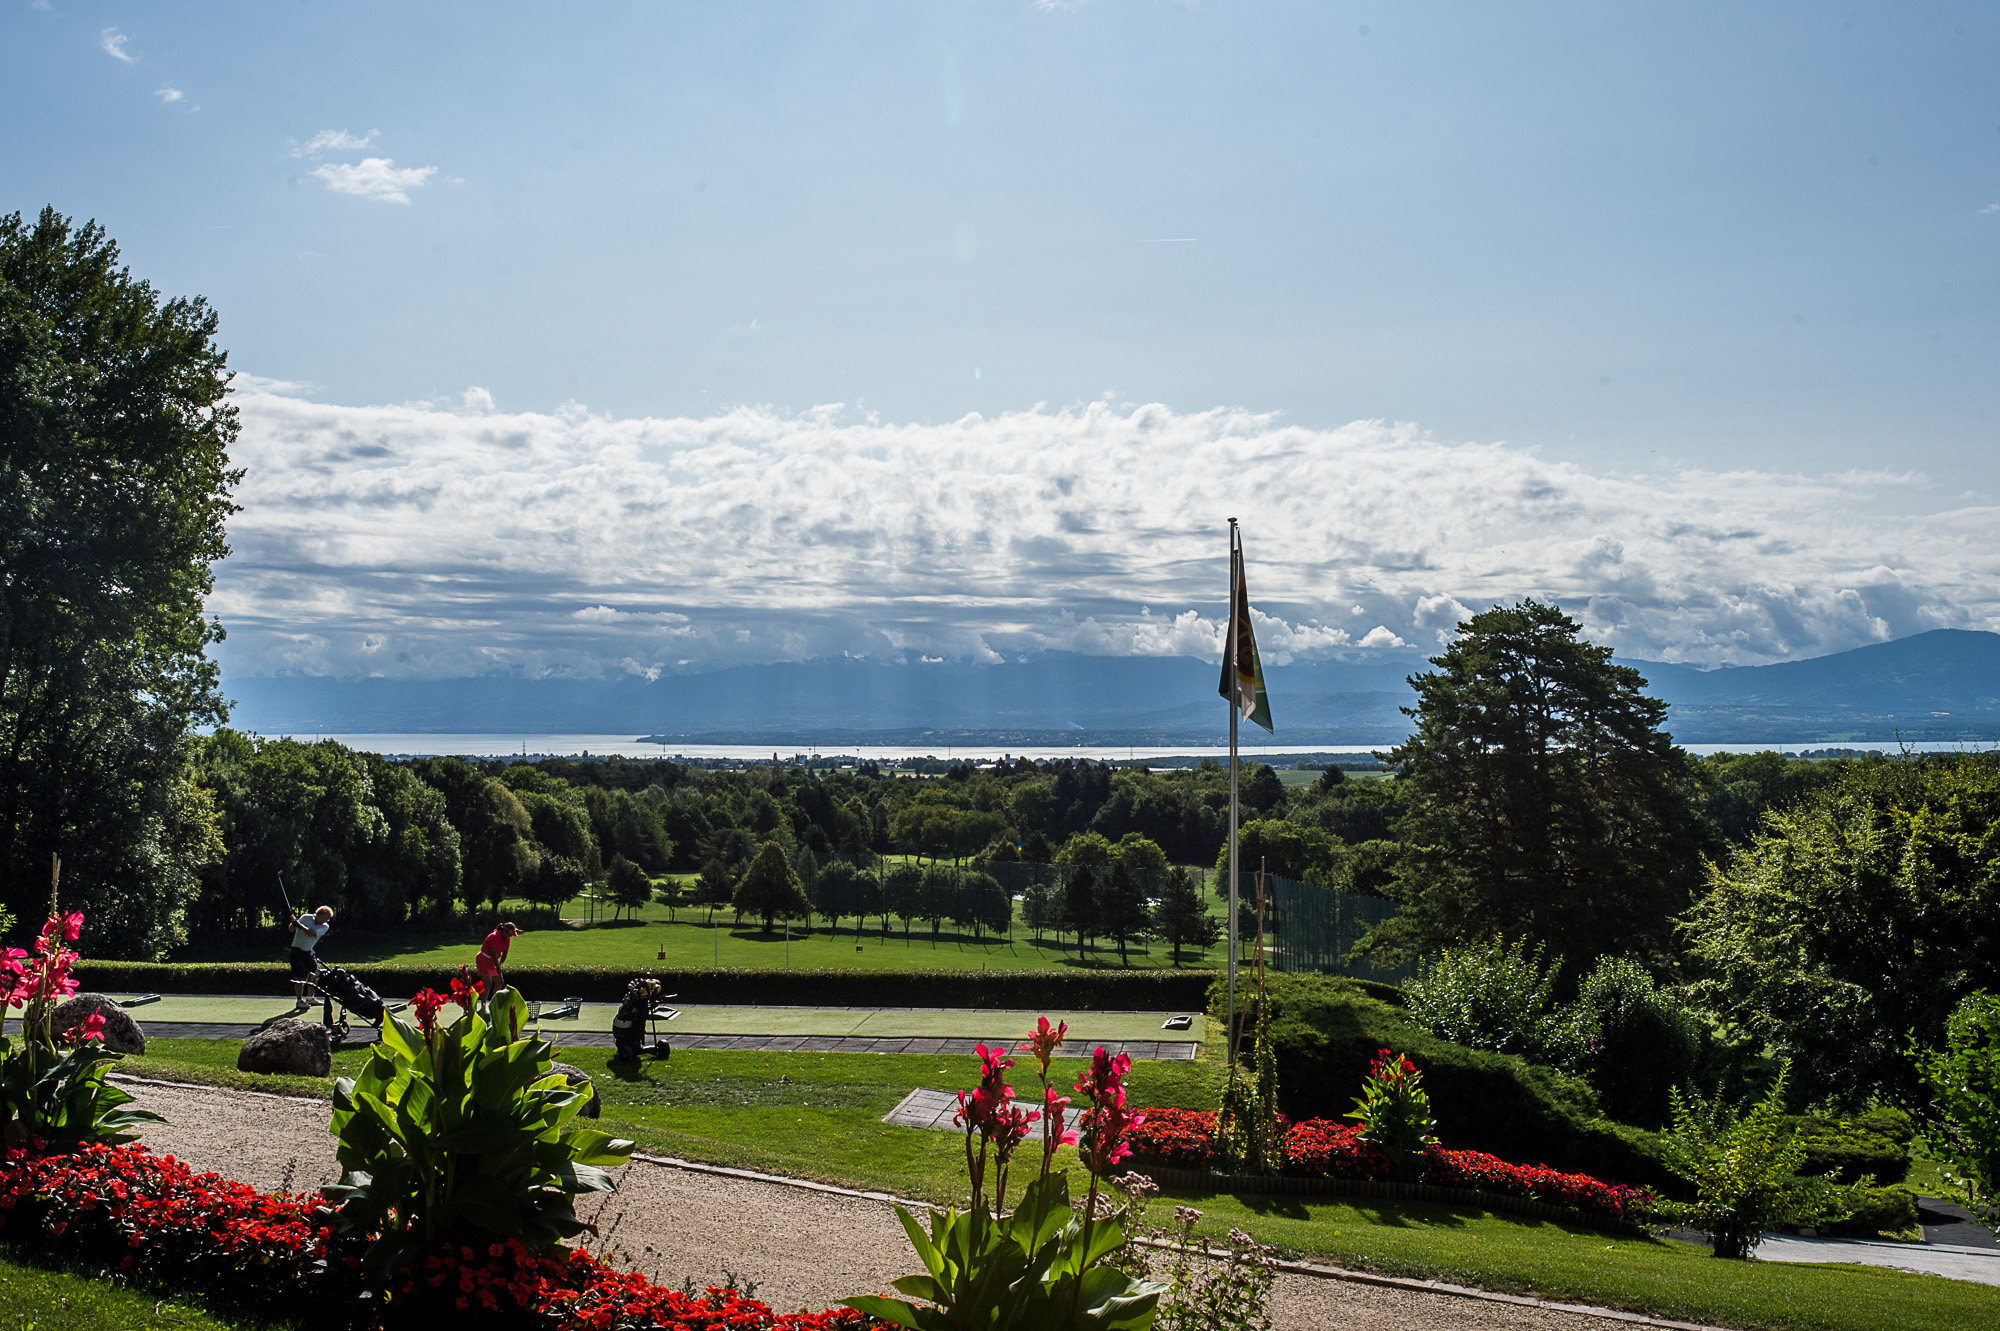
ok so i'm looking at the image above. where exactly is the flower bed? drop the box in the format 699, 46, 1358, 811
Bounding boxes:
1124, 1111, 1652, 1223
0, 1141, 875, 1329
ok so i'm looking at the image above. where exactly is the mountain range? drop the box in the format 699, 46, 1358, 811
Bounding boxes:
221, 629, 2000, 746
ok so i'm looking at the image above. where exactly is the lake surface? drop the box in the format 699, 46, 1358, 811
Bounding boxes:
310, 733, 1988, 761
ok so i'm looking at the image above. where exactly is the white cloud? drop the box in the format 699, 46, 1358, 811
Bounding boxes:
100, 27, 135, 64
1982, 203, 2000, 216
461, 387, 495, 414
311, 158, 437, 205
155, 87, 183, 104
206, 389, 2000, 679
293, 129, 379, 158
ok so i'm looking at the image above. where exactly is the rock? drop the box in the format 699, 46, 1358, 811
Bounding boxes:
238, 1019, 332, 1078
548, 1060, 600, 1118
51, 994, 147, 1055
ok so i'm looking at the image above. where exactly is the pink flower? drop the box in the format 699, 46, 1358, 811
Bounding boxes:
1017, 1016, 1068, 1073
79, 1012, 106, 1043
61, 913, 83, 943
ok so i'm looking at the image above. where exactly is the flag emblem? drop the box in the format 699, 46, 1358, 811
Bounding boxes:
1218, 531, 1274, 733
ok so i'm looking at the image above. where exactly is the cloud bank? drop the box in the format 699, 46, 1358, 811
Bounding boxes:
211, 383, 2000, 680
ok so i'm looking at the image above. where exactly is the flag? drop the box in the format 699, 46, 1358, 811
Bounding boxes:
1218, 534, 1274, 733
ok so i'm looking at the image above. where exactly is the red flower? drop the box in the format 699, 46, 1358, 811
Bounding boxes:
77, 1011, 107, 1043
410, 988, 448, 1034
1017, 1016, 1068, 1073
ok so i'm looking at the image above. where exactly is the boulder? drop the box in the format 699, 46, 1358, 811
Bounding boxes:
548, 1060, 600, 1118
51, 994, 147, 1055
238, 1019, 332, 1078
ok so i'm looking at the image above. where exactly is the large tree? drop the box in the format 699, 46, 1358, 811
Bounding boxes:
0, 209, 239, 956
1684, 754, 2000, 1106
1379, 600, 1710, 968
732, 839, 810, 933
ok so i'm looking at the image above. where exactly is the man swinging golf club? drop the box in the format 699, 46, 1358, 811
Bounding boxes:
288, 905, 334, 1005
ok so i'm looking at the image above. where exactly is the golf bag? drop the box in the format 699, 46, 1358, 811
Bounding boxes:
315, 963, 386, 1028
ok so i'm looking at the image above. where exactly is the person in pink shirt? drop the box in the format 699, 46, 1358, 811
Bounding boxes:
476, 921, 521, 988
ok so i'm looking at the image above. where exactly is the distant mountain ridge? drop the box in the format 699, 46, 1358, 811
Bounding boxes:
222, 629, 2000, 745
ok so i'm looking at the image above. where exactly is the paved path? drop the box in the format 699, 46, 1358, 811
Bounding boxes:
1755, 1233, 2000, 1286
114, 1078, 1713, 1331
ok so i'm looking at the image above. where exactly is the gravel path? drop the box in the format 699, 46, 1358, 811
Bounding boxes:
121, 1079, 1686, 1331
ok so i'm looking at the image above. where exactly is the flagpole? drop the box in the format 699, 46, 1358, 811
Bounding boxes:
1226, 519, 1240, 1057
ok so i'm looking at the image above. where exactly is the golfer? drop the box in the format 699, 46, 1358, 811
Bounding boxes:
289, 906, 333, 1003
476, 921, 521, 989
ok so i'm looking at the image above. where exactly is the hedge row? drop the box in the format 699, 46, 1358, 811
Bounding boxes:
75, 961, 1221, 1011
1209, 972, 1677, 1194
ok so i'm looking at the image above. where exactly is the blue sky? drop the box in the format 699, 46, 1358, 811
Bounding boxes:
6, 2, 1998, 678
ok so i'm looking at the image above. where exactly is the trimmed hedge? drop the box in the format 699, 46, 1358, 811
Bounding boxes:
1824, 1184, 1920, 1238
1210, 972, 1675, 1194
75, 961, 1219, 1011
1785, 1110, 1913, 1186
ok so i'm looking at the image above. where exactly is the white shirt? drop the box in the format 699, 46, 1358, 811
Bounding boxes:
292, 917, 329, 952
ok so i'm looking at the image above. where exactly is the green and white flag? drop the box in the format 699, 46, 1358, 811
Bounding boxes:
1219, 532, 1274, 733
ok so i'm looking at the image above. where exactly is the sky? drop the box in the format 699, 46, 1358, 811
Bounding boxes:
6, 1, 1998, 679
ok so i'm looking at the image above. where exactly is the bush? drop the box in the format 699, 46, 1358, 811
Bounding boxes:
1656, 1062, 1859, 1259
1915, 988, 2000, 1231
1403, 937, 1587, 1071
1571, 956, 1699, 1128
77, 959, 1221, 1011
1208, 972, 1674, 1192
326, 982, 633, 1280
1785, 1112, 1911, 1186
1823, 1184, 1920, 1238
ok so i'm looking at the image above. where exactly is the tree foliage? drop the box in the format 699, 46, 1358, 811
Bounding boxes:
0, 208, 240, 957
732, 840, 809, 932
1914, 990, 2000, 1233
1380, 599, 1711, 966
1684, 753, 2000, 1105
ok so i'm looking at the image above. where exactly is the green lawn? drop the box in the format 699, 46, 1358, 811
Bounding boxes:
176, 896, 1231, 973
0, 1246, 284, 1330
112, 1038, 2000, 1331
111, 997, 1204, 1044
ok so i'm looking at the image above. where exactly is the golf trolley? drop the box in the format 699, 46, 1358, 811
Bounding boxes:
305, 958, 399, 1044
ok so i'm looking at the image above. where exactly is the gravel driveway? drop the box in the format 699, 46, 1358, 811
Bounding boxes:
121, 1079, 1690, 1331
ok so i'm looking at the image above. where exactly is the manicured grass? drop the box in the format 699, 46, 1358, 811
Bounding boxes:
174, 894, 1230, 974
113, 998, 1203, 1044
0, 1245, 284, 1330
112, 1040, 2000, 1331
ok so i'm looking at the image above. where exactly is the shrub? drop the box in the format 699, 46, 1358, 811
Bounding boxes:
1785, 1113, 1912, 1186
1208, 972, 1674, 1191
326, 981, 634, 1280
1656, 1062, 1861, 1258
1822, 1184, 1920, 1239
1914, 989, 2000, 1232
1403, 937, 1586, 1070
0, 909, 160, 1150
1345, 1049, 1436, 1182
846, 1022, 1166, 1330
1571, 956, 1699, 1128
